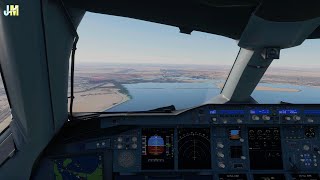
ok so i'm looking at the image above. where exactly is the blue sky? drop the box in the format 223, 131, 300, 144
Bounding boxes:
77, 12, 320, 67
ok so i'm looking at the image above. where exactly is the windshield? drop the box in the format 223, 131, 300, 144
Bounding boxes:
70, 13, 320, 113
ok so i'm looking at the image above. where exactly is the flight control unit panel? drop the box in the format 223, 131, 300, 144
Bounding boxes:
32, 104, 320, 180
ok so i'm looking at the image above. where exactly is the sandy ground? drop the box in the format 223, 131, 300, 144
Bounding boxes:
70, 88, 129, 112
0, 116, 11, 133
217, 83, 300, 92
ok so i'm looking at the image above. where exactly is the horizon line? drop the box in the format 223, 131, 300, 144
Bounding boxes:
75, 61, 320, 69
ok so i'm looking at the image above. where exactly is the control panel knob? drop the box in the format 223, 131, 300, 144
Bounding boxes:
252, 115, 260, 121
262, 115, 271, 121
117, 144, 123, 149
307, 118, 314, 123
217, 152, 225, 158
132, 136, 138, 142
257, 130, 262, 135
117, 137, 123, 142
217, 142, 224, 149
293, 115, 301, 121
131, 143, 137, 149
285, 116, 291, 121
218, 162, 226, 169
303, 145, 310, 151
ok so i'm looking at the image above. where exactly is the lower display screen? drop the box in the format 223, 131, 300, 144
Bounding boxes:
141, 128, 174, 170
248, 127, 283, 170
53, 154, 103, 180
178, 128, 211, 169
219, 174, 247, 180
292, 174, 320, 180
253, 174, 286, 180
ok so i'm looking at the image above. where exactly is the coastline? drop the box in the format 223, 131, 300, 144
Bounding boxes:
0, 116, 11, 133
70, 86, 130, 112
70, 81, 302, 113
217, 83, 301, 92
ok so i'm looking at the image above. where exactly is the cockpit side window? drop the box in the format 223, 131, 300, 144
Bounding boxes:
0, 73, 11, 133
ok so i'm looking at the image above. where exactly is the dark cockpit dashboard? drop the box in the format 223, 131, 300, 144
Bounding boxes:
32, 104, 320, 180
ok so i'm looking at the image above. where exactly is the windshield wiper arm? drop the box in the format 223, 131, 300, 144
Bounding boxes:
280, 101, 293, 104
69, 105, 177, 121
147, 105, 176, 113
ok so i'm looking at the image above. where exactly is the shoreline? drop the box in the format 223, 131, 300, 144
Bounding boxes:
71, 85, 130, 112
217, 83, 301, 92
0, 116, 11, 133
102, 91, 130, 112
70, 80, 303, 113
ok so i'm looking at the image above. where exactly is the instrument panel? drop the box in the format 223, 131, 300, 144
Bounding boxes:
32, 104, 320, 180
141, 128, 174, 170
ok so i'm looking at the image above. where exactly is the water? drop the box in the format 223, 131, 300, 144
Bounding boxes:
107, 81, 320, 112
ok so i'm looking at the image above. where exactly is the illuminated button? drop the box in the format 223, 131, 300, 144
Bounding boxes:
132, 136, 137, 142
262, 115, 271, 121
252, 115, 260, 121
237, 119, 243, 123
307, 118, 314, 123
217, 142, 224, 149
241, 156, 246, 160
293, 115, 301, 121
314, 163, 318, 167
211, 117, 217, 122
285, 116, 291, 121
218, 162, 226, 169
217, 152, 225, 158
222, 119, 228, 124
239, 138, 245, 143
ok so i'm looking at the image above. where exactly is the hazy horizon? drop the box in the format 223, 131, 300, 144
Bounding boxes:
75, 61, 320, 70
76, 12, 320, 68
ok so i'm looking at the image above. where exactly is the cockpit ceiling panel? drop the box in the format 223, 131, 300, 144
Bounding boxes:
63, 0, 320, 40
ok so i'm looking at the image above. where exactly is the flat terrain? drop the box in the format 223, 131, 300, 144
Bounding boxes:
1, 63, 320, 131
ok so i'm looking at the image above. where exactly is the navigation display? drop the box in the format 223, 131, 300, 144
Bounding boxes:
178, 128, 211, 169
53, 155, 103, 180
141, 128, 174, 170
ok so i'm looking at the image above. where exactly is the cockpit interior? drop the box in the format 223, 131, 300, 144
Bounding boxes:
0, 0, 320, 179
